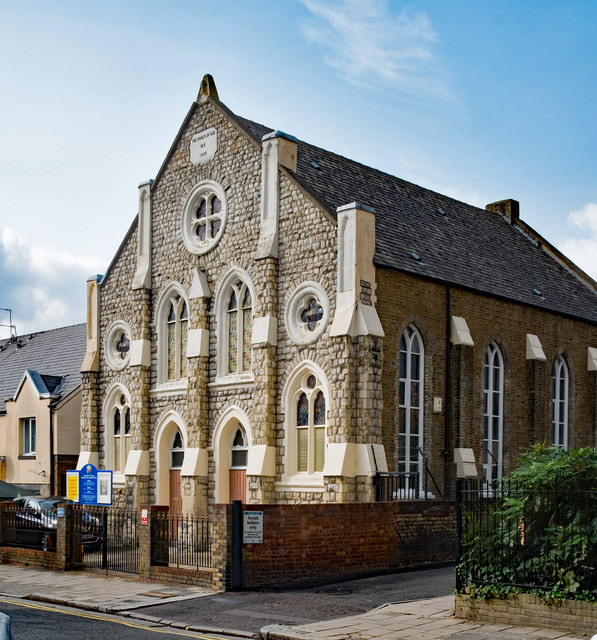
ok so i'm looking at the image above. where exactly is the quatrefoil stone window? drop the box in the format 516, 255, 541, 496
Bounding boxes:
106, 321, 132, 371
181, 180, 228, 255
285, 282, 329, 345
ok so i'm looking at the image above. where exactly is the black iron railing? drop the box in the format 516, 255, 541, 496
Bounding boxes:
151, 512, 211, 569
2, 503, 58, 552
72, 506, 139, 574
456, 479, 597, 596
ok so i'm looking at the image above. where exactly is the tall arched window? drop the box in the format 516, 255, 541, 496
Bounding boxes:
398, 325, 424, 491
226, 280, 252, 375
483, 343, 504, 484
108, 391, 131, 473
552, 355, 569, 448
293, 373, 326, 474
167, 297, 188, 380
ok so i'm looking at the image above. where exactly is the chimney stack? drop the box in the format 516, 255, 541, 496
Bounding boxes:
486, 199, 520, 224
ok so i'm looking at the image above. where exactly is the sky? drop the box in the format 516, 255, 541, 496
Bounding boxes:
1, 0, 596, 339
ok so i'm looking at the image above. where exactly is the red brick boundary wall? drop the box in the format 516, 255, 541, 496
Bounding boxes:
455, 594, 597, 636
239, 501, 456, 589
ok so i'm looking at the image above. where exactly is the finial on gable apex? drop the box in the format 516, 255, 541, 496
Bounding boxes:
197, 74, 219, 103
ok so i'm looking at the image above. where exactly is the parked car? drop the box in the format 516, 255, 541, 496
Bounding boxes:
11, 497, 102, 552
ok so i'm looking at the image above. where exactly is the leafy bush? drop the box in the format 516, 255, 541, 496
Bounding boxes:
457, 445, 597, 602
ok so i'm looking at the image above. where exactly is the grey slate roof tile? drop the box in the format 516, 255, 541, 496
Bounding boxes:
0, 324, 86, 413
233, 112, 597, 324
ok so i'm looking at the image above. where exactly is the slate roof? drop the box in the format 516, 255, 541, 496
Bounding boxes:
233, 113, 597, 325
0, 324, 86, 414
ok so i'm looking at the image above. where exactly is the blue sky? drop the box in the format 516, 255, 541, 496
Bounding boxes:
1, 0, 596, 338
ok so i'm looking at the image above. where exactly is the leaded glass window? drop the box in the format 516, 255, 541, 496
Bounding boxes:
227, 281, 252, 375
551, 355, 568, 448
295, 374, 327, 474
483, 343, 504, 484
165, 294, 188, 382
112, 394, 131, 472
397, 325, 424, 492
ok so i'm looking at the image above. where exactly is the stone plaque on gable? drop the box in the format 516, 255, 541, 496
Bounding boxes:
190, 127, 217, 164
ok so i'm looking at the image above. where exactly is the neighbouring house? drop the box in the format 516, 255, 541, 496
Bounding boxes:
0, 324, 86, 496
78, 75, 597, 515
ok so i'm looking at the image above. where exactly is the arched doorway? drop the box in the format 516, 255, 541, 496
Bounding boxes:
154, 413, 187, 513
212, 407, 251, 504
229, 424, 247, 503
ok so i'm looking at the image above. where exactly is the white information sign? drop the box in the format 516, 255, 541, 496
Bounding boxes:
190, 127, 217, 165
243, 511, 263, 544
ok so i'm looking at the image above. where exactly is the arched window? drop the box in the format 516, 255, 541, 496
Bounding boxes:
552, 355, 569, 448
483, 343, 504, 484
230, 425, 248, 468
226, 280, 252, 375
293, 373, 326, 474
167, 297, 188, 380
157, 286, 189, 385
397, 325, 424, 491
170, 429, 184, 469
110, 392, 131, 473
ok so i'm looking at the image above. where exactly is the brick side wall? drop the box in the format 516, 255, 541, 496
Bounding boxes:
241, 501, 456, 589
455, 593, 597, 636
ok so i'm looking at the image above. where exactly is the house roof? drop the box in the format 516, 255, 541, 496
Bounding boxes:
0, 324, 86, 414
231, 111, 597, 325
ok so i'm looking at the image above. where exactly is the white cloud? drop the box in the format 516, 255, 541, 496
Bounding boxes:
299, 0, 451, 100
0, 226, 104, 338
559, 202, 597, 280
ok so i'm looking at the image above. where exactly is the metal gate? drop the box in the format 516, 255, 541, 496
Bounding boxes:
71, 506, 139, 574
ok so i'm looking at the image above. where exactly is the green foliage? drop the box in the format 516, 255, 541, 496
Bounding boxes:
458, 445, 597, 603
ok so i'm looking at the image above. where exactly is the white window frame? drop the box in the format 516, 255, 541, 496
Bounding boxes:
229, 425, 248, 469
397, 325, 424, 494
214, 267, 256, 384
156, 284, 190, 390
21, 417, 36, 456
551, 355, 569, 448
279, 361, 329, 490
483, 342, 504, 484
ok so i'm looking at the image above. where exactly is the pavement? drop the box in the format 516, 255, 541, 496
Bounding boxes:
0, 564, 591, 640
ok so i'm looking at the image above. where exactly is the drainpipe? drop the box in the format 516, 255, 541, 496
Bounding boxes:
49, 404, 55, 495
444, 284, 452, 495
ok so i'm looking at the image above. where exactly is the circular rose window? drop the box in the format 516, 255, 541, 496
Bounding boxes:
285, 282, 329, 345
181, 179, 228, 255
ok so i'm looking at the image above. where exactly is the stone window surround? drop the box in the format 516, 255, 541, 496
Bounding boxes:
105, 320, 132, 371
483, 342, 504, 484
103, 384, 131, 486
181, 179, 228, 256
214, 266, 256, 385
278, 360, 329, 490
551, 354, 569, 449
155, 282, 190, 392
284, 281, 330, 345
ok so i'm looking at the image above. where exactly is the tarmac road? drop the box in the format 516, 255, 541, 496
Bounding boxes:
135, 565, 456, 636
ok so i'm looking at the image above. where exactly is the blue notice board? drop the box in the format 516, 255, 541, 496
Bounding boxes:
78, 464, 113, 506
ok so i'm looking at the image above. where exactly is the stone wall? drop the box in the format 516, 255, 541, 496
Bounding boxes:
455, 593, 597, 637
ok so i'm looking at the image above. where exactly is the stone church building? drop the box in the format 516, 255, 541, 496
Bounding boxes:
79, 75, 597, 515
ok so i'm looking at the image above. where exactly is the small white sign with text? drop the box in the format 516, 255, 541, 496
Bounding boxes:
190, 127, 217, 165
243, 511, 263, 544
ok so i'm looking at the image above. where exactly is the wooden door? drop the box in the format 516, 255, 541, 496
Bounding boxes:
229, 469, 246, 503
169, 469, 182, 539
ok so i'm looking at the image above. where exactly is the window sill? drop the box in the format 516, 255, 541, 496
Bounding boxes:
210, 374, 254, 389
276, 474, 325, 492
18, 454, 36, 460
151, 379, 188, 396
